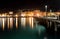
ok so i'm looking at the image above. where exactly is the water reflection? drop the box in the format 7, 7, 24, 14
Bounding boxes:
21, 18, 26, 27
0, 17, 35, 30
29, 17, 34, 28
2, 18, 6, 30
0, 18, 2, 27
0, 17, 47, 39
10, 18, 13, 29
2, 18, 5, 30
7, 18, 9, 29
16, 17, 18, 29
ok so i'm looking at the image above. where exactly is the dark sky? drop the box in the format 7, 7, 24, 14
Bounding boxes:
0, 0, 60, 11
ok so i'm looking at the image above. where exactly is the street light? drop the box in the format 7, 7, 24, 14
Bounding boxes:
50, 9, 52, 16
45, 5, 47, 17
50, 9, 52, 12
9, 11, 13, 14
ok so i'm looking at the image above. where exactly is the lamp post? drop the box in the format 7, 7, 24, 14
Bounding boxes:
50, 9, 52, 16
49, 9, 52, 28
45, 5, 47, 17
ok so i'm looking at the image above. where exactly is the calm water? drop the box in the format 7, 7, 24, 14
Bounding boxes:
0, 17, 55, 39
0, 17, 36, 29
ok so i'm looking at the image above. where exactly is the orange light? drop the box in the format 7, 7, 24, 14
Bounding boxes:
15, 14, 18, 17
21, 13, 25, 17
29, 17, 34, 28
9, 11, 13, 14
36, 13, 40, 17
2, 14, 5, 16
2, 18, 5, 30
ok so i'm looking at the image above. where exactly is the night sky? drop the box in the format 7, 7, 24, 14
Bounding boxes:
0, 0, 60, 11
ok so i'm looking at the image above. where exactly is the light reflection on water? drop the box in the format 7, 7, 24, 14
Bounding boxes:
2, 18, 6, 30
29, 17, 34, 28
7, 18, 9, 29
0, 17, 34, 30
2, 18, 5, 30
21, 17, 26, 27
10, 18, 13, 29
16, 17, 18, 29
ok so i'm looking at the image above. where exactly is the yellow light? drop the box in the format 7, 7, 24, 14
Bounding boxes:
36, 13, 40, 17
21, 18, 26, 27
9, 11, 13, 14
2, 14, 5, 16
29, 17, 34, 28
27, 13, 33, 17
21, 13, 25, 17
2, 18, 5, 30
15, 14, 18, 17
16, 17, 18, 29
31, 17, 34, 28
10, 18, 13, 29
27, 14, 31, 16
29, 17, 31, 27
